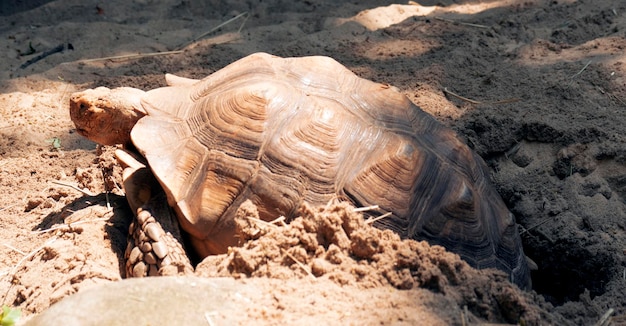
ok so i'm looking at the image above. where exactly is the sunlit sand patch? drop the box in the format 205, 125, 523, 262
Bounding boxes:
516, 36, 626, 67
328, 1, 525, 31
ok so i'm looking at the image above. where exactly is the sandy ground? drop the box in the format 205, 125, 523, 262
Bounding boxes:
0, 0, 625, 325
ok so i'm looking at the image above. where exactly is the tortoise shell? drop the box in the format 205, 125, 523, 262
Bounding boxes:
76, 53, 530, 287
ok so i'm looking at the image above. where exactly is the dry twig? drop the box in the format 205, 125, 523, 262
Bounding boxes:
519, 218, 552, 236
353, 205, 379, 212
31, 217, 111, 235
20, 43, 65, 69
245, 215, 286, 228
365, 212, 393, 225
594, 308, 614, 326
571, 60, 592, 79
101, 169, 112, 210
443, 87, 521, 105
51, 180, 96, 196
204, 312, 217, 326
461, 305, 469, 326
176, 12, 248, 50
434, 17, 489, 29
74, 50, 184, 64
6, 237, 57, 281
2, 243, 26, 256
1, 238, 58, 304
0, 203, 21, 213
282, 249, 315, 279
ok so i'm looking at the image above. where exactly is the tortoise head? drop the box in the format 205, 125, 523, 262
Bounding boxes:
70, 87, 147, 146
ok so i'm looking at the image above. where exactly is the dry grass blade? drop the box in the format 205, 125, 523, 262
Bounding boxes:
204, 312, 217, 326
322, 196, 342, 210
104, 191, 111, 210
271, 215, 288, 227
0, 203, 21, 213
571, 60, 592, 79
610, 93, 626, 106
461, 305, 469, 326
101, 169, 112, 210
51, 180, 96, 196
434, 17, 489, 29
353, 204, 379, 212
444, 87, 482, 104
61, 31, 237, 64
72, 50, 184, 64
2, 243, 26, 256
594, 308, 614, 326
245, 215, 281, 229
176, 12, 248, 50
32, 217, 110, 234
6, 237, 57, 281
443, 87, 521, 105
519, 218, 552, 235
504, 141, 522, 159
282, 249, 315, 279
237, 14, 250, 33
365, 212, 392, 224
2, 238, 57, 304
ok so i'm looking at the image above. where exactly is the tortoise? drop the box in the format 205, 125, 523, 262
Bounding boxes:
69, 52, 531, 288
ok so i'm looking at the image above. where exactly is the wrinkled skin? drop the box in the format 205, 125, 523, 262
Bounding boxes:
70, 87, 146, 146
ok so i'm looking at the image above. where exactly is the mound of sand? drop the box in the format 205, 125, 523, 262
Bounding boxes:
197, 200, 559, 324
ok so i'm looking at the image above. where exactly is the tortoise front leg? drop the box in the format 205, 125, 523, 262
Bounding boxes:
117, 150, 194, 277
126, 206, 194, 277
